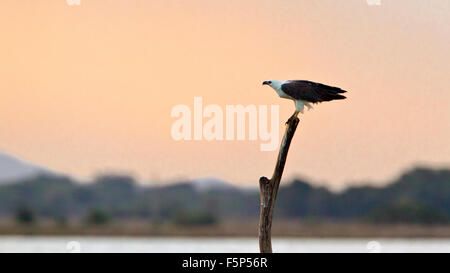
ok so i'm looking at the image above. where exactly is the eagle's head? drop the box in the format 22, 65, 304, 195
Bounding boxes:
262, 80, 283, 90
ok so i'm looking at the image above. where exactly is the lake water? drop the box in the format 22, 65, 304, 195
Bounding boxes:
1, 236, 450, 253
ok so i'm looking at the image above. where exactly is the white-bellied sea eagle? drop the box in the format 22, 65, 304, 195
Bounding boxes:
263, 80, 347, 122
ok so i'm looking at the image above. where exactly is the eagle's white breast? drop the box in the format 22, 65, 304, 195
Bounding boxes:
270, 80, 292, 99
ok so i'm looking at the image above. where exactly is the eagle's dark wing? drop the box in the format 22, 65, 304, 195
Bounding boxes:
281, 80, 347, 103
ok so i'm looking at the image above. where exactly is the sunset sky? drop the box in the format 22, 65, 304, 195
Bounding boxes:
0, 0, 449, 189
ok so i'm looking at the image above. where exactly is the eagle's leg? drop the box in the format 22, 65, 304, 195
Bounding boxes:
286, 100, 304, 124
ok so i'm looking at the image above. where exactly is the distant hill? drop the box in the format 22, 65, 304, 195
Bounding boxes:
191, 177, 237, 192
0, 152, 51, 184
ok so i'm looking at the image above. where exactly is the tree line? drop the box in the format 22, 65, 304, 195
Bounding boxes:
0, 167, 449, 226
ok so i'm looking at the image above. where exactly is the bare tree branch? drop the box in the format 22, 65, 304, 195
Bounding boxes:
258, 116, 300, 253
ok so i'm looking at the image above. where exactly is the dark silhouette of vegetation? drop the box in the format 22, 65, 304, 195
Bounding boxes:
0, 167, 449, 225
86, 209, 110, 225
15, 206, 35, 225
367, 200, 449, 224
54, 214, 68, 226
173, 210, 218, 226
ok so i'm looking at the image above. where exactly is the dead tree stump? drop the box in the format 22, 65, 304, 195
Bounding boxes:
258, 116, 300, 253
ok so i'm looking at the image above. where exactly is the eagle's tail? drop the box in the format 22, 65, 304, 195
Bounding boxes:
318, 84, 347, 101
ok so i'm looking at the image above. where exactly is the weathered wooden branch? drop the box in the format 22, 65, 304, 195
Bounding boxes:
258, 116, 300, 253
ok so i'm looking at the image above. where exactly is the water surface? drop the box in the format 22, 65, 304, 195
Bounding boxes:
1, 236, 449, 253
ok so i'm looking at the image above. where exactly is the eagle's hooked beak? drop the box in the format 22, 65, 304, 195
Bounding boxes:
262, 81, 270, 85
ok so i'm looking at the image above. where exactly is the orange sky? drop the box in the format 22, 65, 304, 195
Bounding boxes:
0, 0, 449, 189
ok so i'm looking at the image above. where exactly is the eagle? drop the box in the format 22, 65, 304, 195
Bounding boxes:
262, 80, 347, 122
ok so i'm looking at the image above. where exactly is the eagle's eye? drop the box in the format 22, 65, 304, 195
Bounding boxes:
267, 81, 272, 84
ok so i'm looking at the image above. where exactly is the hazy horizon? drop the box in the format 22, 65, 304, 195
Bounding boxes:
0, 149, 447, 192
1, 0, 449, 190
